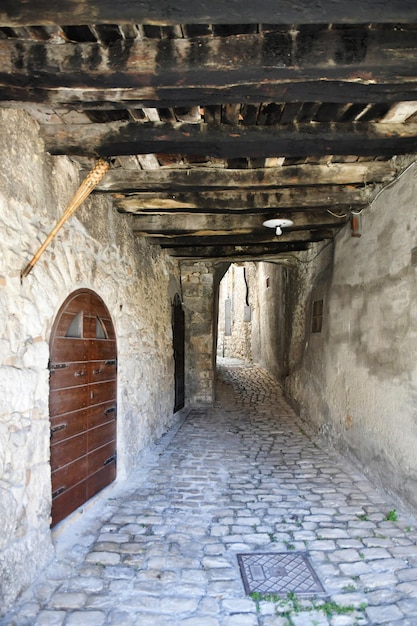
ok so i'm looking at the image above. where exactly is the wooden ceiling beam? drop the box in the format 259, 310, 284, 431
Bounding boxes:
95, 162, 395, 192
130, 211, 348, 233
161, 241, 313, 259
2, 29, 417, 107
40, 120, 417, 158
5, 82, 417, 107
1, 0, 417, 26
114, 186, 368, 211
1, 29, 417, 85
139, 227, 342, 245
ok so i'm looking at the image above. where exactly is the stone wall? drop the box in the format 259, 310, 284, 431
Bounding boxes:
0, 109, 181, 613
217, 262, 291, 381
182, 261, 217, 403
250, 262, 291, 380
286, 162, 417, 513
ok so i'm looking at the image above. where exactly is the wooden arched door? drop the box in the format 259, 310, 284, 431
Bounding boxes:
173, 293, 185, 412
49, 289, 117, 527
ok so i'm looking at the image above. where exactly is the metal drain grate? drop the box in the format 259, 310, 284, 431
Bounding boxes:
237, 552, 325, 596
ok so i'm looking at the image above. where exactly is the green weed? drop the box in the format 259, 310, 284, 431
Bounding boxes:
385, 510, 398, 522
249, 591, 364, 620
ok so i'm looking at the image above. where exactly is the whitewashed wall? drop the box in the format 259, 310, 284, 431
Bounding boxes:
287, 162, 417, 513
0, 109, 181, 613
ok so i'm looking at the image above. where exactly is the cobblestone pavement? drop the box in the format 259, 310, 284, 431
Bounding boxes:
3, 359, 417, 626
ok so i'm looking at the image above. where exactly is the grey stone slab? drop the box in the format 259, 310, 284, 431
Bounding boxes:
366, 604, 404, 622
65, 611, 105, 625
49, 593, 87, 610
33, 612, 66, 626
223, 615, 258, 626
85, 551, 121, 565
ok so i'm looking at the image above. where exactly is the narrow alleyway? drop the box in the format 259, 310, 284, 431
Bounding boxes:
3, 359, 417, 626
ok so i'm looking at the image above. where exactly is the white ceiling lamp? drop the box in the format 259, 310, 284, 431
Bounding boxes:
263, 218, 294, 236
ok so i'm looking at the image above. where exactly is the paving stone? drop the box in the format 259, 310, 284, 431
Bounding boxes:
181, 618, 220, 626
365, 603, 404, 622
359, 571, 398, 589
65, 611, 105, 625
85, 551, 121, 565
33, 612, 66, 626
48, 593, 86, 610
3, 360, 417, 626
223, 615, 258, 626
221, 598, 255, 612
106, 610, 135, 626
159, 597, 199, 613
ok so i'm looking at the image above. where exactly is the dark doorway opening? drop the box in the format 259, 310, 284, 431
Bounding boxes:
173, 293, 185, 412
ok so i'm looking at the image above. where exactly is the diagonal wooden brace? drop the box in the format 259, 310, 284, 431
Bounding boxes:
21, 158, 110, 279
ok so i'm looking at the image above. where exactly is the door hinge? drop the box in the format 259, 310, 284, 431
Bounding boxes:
50, 423, 67, 438
52, 486, 66, 499
103, 453, 117, 466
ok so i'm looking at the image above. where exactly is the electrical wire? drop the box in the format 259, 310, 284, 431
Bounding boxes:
327, 209, 349, 218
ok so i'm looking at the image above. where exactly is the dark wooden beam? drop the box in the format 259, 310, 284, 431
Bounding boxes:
95, 162, 395, 192
1, 0, 417, 26
5, 82, 417, 107
3, 29, 417, 106
1, 29, 417, 87
162, 241, 312, 259
40, 120, 417, 159
114, 186, 368, 211
130, 211, 348, 234
143, 228, 340, 246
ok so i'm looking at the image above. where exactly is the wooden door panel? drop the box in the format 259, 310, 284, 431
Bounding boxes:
51, 455, 88, 493
49, 362, 89, 390
89, 380, 117, 406
50, 432, 88, 471
89, 340, 117, 360
88, 402, 116, 429
88, 441, 116, 475
50, 409, 88, 443
52, 338, 89, 363
50, 289, 117, 527
88, 421, 116, 452
88, 360, 117, 383
50, 386, 89, 416
51, 481, 87, 527
87, 463, 116, 500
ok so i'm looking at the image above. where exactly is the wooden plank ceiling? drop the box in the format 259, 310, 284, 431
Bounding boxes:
1, 2, 417, 261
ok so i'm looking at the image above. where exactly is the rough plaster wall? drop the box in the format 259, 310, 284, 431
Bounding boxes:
0, 109, 180, 613
287, 163, 417, 513
251, 262, 289, 380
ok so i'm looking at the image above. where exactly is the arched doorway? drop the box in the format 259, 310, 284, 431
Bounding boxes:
172, 293, 185, 412
49, 289, 117, 527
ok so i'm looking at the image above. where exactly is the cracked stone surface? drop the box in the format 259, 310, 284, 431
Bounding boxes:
2, 358, 417, 625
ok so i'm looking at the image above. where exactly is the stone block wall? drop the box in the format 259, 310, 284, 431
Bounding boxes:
0, 109, 181, 613
182, 261, 217, 404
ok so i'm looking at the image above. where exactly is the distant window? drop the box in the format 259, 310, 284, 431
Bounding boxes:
311, 299, 324, 333
96, 317, 108, 339
266, 276, 270, 289
65, 312, 83, 338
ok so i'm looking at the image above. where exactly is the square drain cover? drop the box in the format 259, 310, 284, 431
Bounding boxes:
237, 552, 325, 596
